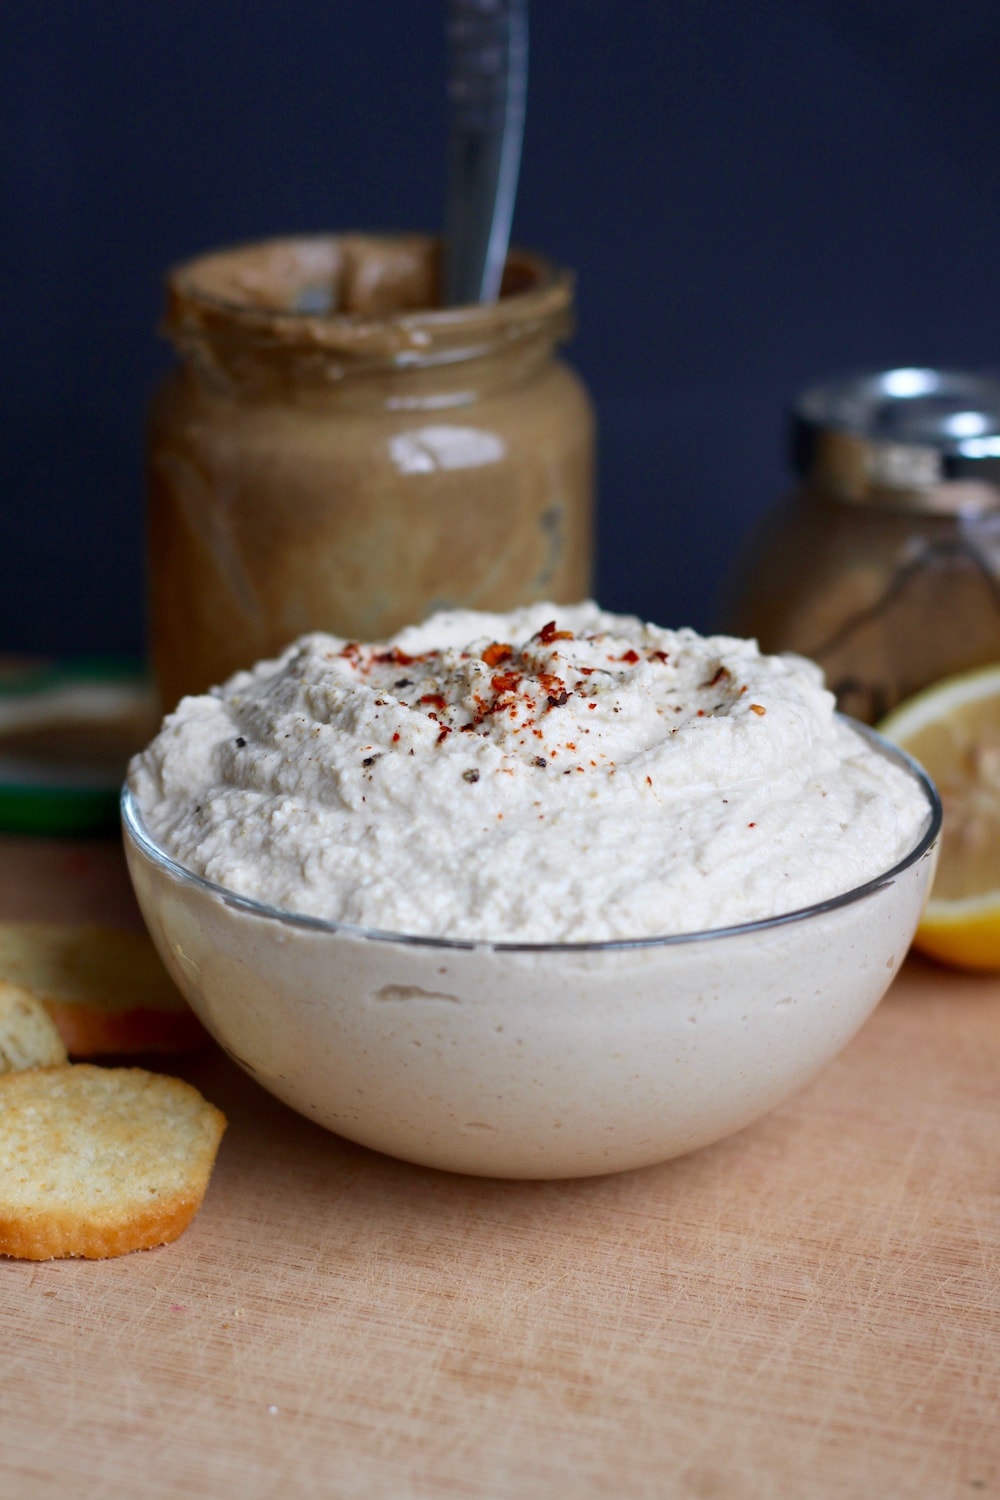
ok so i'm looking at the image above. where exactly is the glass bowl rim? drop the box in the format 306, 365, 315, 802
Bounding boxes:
120, 719, 940, 956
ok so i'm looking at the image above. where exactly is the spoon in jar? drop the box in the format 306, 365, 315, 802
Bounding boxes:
442, 0, 528, 306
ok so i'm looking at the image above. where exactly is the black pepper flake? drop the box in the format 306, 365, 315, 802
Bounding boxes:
394, 678, 413, 689
362, 755, 378, 768
532, 755, 547, 769
235, 736, 246, 748
546, 690, 570, 709
463, 768, 480, 783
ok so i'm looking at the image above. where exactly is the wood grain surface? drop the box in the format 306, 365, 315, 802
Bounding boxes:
1, 834, 998, 1499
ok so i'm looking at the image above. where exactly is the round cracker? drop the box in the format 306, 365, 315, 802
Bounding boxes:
0, 922, 206, 1056
0, 1064, 226, 1260
0, 983, 68, 1074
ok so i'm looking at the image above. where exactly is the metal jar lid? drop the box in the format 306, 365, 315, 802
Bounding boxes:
792, 367, 1000, 513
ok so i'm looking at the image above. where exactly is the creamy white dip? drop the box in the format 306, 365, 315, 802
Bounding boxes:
129, 602, 930, 943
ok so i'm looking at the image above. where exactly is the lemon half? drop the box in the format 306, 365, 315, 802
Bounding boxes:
880, 665, 1000, 971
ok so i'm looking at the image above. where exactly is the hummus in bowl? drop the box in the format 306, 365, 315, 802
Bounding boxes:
123, 604, 940, 1177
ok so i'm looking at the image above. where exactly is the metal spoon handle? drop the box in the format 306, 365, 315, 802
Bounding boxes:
443, 0, 528, 306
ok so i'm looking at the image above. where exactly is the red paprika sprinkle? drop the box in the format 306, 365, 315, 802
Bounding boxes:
538, 621, 574, 645
482, 642, 513, 667
373, 647, 415, 667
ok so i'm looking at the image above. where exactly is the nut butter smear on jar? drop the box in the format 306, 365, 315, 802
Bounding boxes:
147, 234, 594, 710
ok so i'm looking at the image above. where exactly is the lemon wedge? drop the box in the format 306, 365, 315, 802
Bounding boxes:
879, 665, 1000, 970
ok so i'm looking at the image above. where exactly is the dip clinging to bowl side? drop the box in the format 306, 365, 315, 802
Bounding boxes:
123, 602, 940, 1178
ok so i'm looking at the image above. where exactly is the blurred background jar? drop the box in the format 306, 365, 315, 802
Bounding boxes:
147, 233, 594, 710
724, 368, 1000, 723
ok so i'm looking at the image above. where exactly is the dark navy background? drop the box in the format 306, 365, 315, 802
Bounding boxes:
3, 1, 998, 658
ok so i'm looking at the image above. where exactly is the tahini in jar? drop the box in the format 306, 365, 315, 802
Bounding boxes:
147, 234, 594, 710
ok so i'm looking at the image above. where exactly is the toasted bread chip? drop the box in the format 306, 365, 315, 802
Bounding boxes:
0, 983, 68, 1074
0, 922, 206, 1056
0, 1064, 226, 1260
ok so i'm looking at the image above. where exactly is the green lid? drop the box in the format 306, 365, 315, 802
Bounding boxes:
0, 657, 159, 836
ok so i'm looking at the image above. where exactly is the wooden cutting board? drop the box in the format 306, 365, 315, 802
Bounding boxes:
1, 833, 998, 1499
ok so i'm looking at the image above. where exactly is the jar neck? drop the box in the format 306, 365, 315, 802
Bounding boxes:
796, 425, 1000, 517
162, 233, 574, 404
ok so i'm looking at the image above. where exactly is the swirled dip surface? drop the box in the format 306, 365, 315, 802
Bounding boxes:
129, 603, 930, 942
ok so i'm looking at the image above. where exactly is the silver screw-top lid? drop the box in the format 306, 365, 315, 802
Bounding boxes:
792, 367, 1000, 513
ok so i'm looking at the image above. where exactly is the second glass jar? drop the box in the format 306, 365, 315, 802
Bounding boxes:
725, 368, 1000, 724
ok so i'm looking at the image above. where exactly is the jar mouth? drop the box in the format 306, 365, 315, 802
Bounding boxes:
164, 233, 574, 371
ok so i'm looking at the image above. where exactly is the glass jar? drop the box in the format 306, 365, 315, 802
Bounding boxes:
147, 233, 594, 709
724, 368, 1000, 723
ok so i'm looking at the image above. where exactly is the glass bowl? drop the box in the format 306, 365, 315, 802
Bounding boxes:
121, 726, 940, 1179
